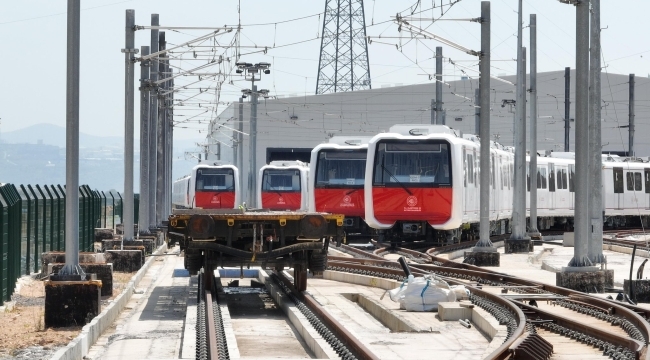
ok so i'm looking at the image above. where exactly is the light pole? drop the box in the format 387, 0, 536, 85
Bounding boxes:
236, 62, 270, 208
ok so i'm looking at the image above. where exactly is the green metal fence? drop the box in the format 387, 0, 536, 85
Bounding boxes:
0, 184, 135, 305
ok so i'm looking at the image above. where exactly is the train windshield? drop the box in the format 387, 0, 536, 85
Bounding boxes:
195, 168, 235, 191
315, 149, 366, 188
262, 169, 301, 192
373, 140, 451, 186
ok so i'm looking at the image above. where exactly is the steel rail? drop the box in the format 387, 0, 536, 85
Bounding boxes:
204, 289, 220, 360
275, 271, 379, 360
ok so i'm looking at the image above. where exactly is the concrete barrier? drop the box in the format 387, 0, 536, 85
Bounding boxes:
50, 241, 167, 360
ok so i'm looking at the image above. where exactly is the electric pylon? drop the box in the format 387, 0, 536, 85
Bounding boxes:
316, 0, 371, 94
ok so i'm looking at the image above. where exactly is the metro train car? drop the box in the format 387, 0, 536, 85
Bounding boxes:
258, 161, 309, 210
308, 136, 372, 239
171, 163, 241, 209
363, 124, 650, 244
364, 124, 515, 243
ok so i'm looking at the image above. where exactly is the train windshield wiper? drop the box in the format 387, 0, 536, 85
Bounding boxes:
381, 164, 412, 196
265, 177, 283, 197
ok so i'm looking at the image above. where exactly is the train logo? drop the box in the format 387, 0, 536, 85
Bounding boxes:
211, 195, 220, 204
343, 195, 351, 204
406, 196, 418, 207
278, 196, 286, 204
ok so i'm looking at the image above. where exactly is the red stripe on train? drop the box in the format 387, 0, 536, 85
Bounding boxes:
195, 191, 235, 209
262, 192, 301, 210
314, 188, 365, 217
372, 187, 452, 224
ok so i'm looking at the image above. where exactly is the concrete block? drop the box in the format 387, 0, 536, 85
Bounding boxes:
102, 239, 143, 252
45, 280, 101, 328
464, 251, 500, 266
563, 232, 574, 247
104, 250, 143, 272
556, 269, 614, 292
438, 302, 472, 321
94, 228, 114, 242
41, 252, 101, 272
115, 223, 138, 235
504, 239, 533, 253
49, 263, 114, 297
623, 279, 650, 303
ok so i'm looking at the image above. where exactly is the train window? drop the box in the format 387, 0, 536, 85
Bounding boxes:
508, 163, 515, 189
626, 172, 634, 191
263, 170, 301, 191
196, 168, 234, 191
556, 168, 568, 190
569, 165, 575, 192
629, 172, 643, 191
548, 164, 556, 192
491, 155, 495, 189
373, 140, 451, 187
464, 150, 468, 187
613, 167, 624, 193
474, 152, 479, 186
645, 169, 650, 194
467, 154, 474, 184
538, 167, 547, 189
500, 161, 504, 190
315, 149, 366, 188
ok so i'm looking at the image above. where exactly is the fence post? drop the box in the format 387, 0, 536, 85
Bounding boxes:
101, 191, 107, 228
26, 186, 40, 272
18, 185, 32, 275
0, 186, 9, 303
57, 185, 66, 251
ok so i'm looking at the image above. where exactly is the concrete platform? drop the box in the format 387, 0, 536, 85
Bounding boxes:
453, 243, 648, 292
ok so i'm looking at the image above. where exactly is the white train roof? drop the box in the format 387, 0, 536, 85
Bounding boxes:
327, 136, 372, 146
387, 124, 462, 138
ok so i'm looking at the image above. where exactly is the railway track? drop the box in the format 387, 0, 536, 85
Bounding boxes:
195, 265, 378, 360
329, 240, 650, 360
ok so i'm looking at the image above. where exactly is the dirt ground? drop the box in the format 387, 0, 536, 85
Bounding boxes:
0, 271, 135, 359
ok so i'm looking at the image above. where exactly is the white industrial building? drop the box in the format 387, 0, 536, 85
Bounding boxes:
206, 70, 649, 206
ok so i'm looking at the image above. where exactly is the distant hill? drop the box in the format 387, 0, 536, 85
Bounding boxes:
2, 123, 123, 148
0, 123, 204, 192
1, 123, 200, 150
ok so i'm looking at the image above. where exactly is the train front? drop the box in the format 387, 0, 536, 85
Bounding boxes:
193, 164, 240, 209
309, 141, 370, 239
365, 125, 456, 242
258, 161, 309, 210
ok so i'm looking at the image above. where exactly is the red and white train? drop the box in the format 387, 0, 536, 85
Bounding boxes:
257, 161, 309, 210
363, 124, 650, 243
172, 163, 241, 209
308, 136, 372, 238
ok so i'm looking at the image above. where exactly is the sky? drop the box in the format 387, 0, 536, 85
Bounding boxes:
1, 0, 649, 142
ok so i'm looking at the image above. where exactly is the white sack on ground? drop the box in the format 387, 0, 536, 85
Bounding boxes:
387, 275, 456, 312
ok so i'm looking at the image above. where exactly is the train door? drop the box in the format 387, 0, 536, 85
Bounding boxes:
569, 164, 575, 210
646, 169, 650, 209
548, 163, 556, 210
490, 154, 496, 215
625, 169, 642, 211
464, 147, 471, 218
555, 166, 568, 210
613, 167, 624, 209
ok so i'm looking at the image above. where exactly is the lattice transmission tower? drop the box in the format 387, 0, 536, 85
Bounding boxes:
316, 0, 371, 94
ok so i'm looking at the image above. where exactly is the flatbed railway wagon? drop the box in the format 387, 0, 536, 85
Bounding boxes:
168, 209, 344, 290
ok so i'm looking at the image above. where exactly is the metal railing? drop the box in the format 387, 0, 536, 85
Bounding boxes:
0, 183, 139, 305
